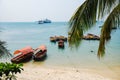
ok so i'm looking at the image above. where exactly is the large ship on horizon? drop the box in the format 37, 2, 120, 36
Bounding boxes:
38, 19, 51, 24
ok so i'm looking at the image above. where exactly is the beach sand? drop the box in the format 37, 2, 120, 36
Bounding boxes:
16, 64, 120, 80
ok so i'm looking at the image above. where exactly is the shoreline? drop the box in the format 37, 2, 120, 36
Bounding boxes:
16, 64, 120, 80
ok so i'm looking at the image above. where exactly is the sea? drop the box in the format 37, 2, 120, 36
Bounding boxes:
0, 21, 120, 71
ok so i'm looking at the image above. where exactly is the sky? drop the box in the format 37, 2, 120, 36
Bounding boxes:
0, 0, 85, 22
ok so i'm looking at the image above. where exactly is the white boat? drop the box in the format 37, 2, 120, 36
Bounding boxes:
38, 19, 51, 24
43, 19, 51, 23
38, 20, 44, 24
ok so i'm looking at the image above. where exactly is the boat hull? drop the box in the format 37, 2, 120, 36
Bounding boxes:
58, 40, 64, 48
83, 33, 100, 40
11, 52, 33, 63
33, 50, 47, 61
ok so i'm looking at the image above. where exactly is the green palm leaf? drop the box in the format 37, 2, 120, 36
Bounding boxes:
0, 28, 12, 60
0, 40, 12, 58
98, 0, 116, 19
69, 0, 98, 47
69, 0, 120, 58
98, 3, 120, 58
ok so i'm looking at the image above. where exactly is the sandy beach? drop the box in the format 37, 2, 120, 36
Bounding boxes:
16, 63, 120, 80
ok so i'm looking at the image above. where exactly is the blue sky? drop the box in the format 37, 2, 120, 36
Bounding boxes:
0, 0, 85, 22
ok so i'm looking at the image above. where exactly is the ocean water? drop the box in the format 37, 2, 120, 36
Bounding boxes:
0, 22, 120, 69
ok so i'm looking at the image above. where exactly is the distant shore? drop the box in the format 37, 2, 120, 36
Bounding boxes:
16, 63, 120, 80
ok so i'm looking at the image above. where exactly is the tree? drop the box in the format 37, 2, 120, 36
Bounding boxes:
0, 29, 12, 60
0, 40, 12, 56
69, 0, 120, 58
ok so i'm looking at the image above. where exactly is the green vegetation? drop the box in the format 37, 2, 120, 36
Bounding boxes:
69, 0, 120, 58
0, 62, 23, 80
0, 40, 12, 58
0, 28, 12, 58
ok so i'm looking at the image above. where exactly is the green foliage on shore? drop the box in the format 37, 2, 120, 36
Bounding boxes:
0, 62, 23, 80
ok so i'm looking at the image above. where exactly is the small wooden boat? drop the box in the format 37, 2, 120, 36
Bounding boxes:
50, 36, 67, 42
50, 37, 56, 42
99, 26, 117, 29
83, 33, 100, 40
59, 36, 67, 41
58, 40, 64, 48
11, 46, 34, 63
33, 45, 47, 61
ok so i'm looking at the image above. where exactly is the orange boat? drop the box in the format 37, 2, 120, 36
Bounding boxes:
33, 45, 47, 61
11, 46, 34, 63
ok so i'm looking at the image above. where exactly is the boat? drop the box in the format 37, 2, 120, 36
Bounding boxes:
83, 33, 100, 40
33, 45, 47, 61
38, 19, 51, 24
58, 40, 64, 48
50, 36, 67, 42
43, 19, 51, 23
11, 46, 34, 63
112, 27, 117, 29
99, 26, 117, 29
50, 37, 56, 42
38, 20, 44, 24
58, 36, 67, 41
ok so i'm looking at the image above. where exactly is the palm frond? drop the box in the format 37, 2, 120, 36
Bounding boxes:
69, 0, 120, 58
0, 40, 12, 58
0, 41, 6, 53
98, 3, 120, 58
69, 0, 98, 47
98, 0, 117, 19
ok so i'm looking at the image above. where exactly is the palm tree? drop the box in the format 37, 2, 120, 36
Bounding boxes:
69, 0, 120, 58
0, 30, 12, 61
0, 40, 12, 55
